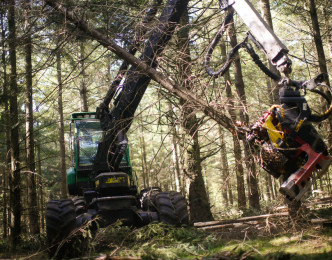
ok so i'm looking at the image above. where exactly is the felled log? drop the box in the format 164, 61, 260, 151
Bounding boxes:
311, 218, 332, 225
194, 212, 289, 228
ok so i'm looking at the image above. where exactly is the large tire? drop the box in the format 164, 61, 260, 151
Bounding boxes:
46, 199, 77, 258
72, 197, 86, 216
155, 191, 189, 226
139, 187, 161, 211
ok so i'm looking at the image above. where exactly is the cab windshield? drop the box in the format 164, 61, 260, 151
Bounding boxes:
76, 120, 102, 168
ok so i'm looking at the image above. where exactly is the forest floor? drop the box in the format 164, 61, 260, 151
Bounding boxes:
1, 198, 332, 259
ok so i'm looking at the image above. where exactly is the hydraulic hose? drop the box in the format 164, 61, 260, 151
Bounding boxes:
205, 9, 281, 81
244, 42, 281, 81
308, 87, 332, 123
204, 8, 234, 77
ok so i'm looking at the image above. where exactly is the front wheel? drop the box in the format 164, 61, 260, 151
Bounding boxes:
155, 191, 189, 226
72, 197, 86, 216
139, 187, 161, 211
46, 199, 77, 258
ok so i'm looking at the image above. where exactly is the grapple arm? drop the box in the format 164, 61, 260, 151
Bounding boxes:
206, 0, 292, 77
226, 0, 292, 74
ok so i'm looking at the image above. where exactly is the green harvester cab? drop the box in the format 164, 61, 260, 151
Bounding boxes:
67, 112, 133, 196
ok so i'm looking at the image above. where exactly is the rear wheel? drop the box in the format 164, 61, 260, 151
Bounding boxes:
155, 191, 189, 226
46, 199, 77, 258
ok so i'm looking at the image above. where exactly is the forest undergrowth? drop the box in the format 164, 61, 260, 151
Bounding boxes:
0, 206, 331, 259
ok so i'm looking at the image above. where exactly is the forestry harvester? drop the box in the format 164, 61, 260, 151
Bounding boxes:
45, 0, 331, 256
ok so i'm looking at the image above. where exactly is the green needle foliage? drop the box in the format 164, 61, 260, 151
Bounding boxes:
0, 217, 331, 259
82, 219, 331, 259
91, 222, 223, 259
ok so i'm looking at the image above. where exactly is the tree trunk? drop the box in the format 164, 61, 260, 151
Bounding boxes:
218, 125, 229, 207
220, 41, 246, 210
56, 51, 68, 199
1, 167, 8, 238
177, 8, 213, 222
80, 40, 89, 112
308, 0, 330, 84
36, 139, 45, 232
233, 137, 247, 209
322, 5, 331, 57
8, 0, 21, 248
243, 142, 260, 210
259, 0, 281, 103
308, 0, 332, 148
228, 180, 234, 206
265, 171, 274, 201
187, 131, 214, 222
24, 0, 40, 235
1, 5, 10, 238
139, 115, 149, 188
229, 16, 260, 210
172, 133, 182, 192
169, 103, 181, 192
